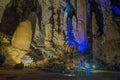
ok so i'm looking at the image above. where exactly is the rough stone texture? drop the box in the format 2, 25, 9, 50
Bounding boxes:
5, 46, 27, 64
0, 0, 120, 69
12, 20, 32, 50
74, 0, 87, 45
92, 0, 120, 69
0, 0, 10, 22
5, 20, 32, 65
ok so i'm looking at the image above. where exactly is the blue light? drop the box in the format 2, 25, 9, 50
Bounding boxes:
67, 38, 75, 46
66, 21, 75, 47
111, 5, 120, 15
65, 0, 88, 53
66, 21, 88, 52
77, 40, 88, 53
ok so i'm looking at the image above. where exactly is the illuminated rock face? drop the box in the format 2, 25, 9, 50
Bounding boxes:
12, 20, 32, 50
43, 0, 69, 56
92, 0, 120, 66
5, 20, 32, 64
5, 47, 27, 64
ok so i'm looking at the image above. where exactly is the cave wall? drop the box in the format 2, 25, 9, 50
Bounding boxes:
0, 0, 120, 68
0, 0, 10, 23
93, 0, 120, 68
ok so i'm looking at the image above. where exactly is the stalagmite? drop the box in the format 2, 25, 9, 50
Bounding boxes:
5, 20, 32, 64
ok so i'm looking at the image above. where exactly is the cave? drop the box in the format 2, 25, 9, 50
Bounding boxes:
0, 0, 120, 80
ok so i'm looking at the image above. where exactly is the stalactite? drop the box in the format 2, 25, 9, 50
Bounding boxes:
74, 0, 77, 14
65, 0, 87, 53
66, 21, 75, 46
65, 0, 76, 46
99, 0, 111, 31
99, 0, 111, 16
36, 2, 42, 30
98, 0, 112, 44
48, 5, 55, 47
28, 11, 37, 39
74, 0, 78, 29
49, 6, 54, 24
88, 0, 104, 37
86, 2, 93, 56
57, 9, 61, 33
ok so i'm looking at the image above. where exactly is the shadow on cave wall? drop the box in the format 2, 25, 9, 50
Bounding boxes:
111, 0, 120, 33
0, 0, 42, 37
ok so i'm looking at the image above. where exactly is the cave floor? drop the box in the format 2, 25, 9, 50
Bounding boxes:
0, 69, 120, 80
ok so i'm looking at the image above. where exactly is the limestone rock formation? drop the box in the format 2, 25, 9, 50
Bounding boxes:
5, 20, 32, 65
0, 0, 120, 70
0, 0, 10, 23
12, 20, 32, 50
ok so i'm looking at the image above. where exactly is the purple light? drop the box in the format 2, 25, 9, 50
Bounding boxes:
66, 21, 88, 53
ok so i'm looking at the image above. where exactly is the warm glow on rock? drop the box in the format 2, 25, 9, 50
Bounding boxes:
5, 20, 32, 64
12, 20, 32, 50
5, 46, 27, 64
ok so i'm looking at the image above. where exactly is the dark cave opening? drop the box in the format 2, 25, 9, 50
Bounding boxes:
0, 0, 42, 37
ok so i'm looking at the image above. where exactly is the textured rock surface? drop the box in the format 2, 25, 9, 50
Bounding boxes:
0, 0, 120, 69
5, 20, 32, 64
0, 0, 10, 22
12, 20, 32, 50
